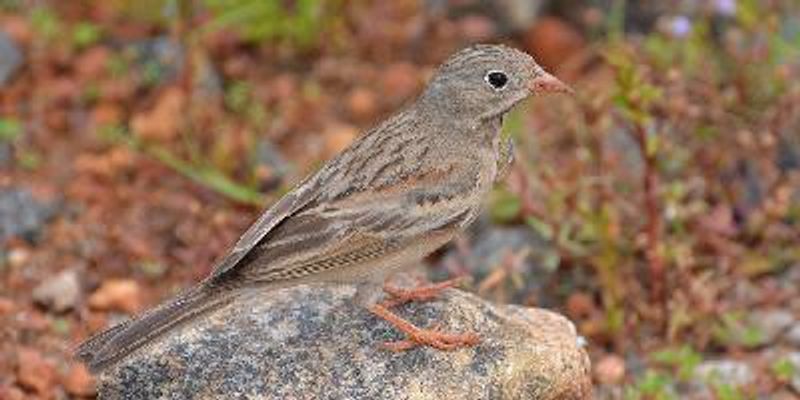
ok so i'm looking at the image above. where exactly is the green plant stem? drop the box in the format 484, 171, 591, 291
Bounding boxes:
633, 123, 665, 302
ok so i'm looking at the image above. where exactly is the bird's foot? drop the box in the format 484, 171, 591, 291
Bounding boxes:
380, 277, 465, 308
368, 303, 479, 351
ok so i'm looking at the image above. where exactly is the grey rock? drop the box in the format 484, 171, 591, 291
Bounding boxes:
783, 264, 800, 285
730, 279, 763, 306
786, 352, 800, 394
777, 136, 800, 171
255, 139, 293, 191
128, 34, 221, 95
0, 188, 57, 243
604, 128, 643, 174
32, 269, 81, 313
593, 385, 624, 400
422, 0, 544, 33
552, 0, 667, 33
0, 142, 11, 167
127, 36, 185, 84
193, 54, 223, 98
748, 310, 796, 344
741, 159, 766, 209
437, 224, 556, 306
694, 360, 755, 388
98, 284, 591, 399
787, 323, 800, 348
0, 31, 23, 86
495, 0, 546, 31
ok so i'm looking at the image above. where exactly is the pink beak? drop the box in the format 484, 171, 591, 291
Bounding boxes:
529, 72, 574, 95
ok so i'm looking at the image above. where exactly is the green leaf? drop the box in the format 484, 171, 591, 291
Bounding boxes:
30, 7, 61, 40
50, 317, 71, 336
72, 22, 102, 48
0, 118, 22, 142
525, 216, 554, 240
651, 345, 702, 379
202, 0, 335, 48
149, 145, 266, 206
646, 132, 660, 157
99, 124, 265, 206
490, 189, 521, 223
635, 370, 675, 398
17, 150, 41, 170
712, 311, 766, 348
770, 358, 796, 381
710, 382, 746, 400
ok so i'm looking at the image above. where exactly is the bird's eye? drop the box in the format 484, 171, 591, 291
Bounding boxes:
485, 70, 508, 90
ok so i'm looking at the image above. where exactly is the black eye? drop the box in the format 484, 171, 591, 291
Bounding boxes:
485, 71, 508, 90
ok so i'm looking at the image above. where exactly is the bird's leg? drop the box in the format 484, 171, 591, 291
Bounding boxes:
367, 303, 479, 352
351, 277, 479, 351
380, 277, 465, 308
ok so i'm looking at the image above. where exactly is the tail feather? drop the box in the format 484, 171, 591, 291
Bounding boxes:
74, 318, 133, 362
75, 286, 236, 373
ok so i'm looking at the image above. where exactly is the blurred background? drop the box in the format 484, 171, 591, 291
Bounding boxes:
0, 0, 798, 398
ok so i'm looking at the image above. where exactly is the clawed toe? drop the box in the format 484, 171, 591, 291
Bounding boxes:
381, 277, 465, 307
382, 328, 479, 352
368, 303, 479, 352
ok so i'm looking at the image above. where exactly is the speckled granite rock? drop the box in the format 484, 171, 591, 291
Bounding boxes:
97, 284, 591, 400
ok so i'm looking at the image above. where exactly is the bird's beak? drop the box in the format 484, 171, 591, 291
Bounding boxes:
529, 72, 573, 95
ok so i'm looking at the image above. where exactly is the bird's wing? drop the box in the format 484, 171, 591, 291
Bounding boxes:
207, 108, 483, 285
207, 110, 417, 281
219, 161, 481, 285
207, 172, 327, 280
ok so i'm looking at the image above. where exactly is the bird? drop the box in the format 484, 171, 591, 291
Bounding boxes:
75, 43, 572, 373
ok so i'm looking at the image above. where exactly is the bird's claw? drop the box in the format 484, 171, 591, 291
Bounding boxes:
382, 327, 480, 352
380, 277, 465, 308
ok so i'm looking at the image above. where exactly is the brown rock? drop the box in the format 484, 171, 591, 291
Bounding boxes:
380, 62, 420, 103
32, 269, 82, 313
62, 364, 96, 397
594, 354, 626, 385
566, 292, 596, 319
323, 123, 358, 158
91, 102, 124, 126
18, 309, 50, 331
7, 248, 30, 268
16, 348, 55, 396
51, 77, 81, 102
523, 17, 586, 70
88, 279, 142, 313
0, 383, 27, 400
346, 87, 378, 121
0, 15, 32, 46
270, 74, 298, 101
457, 15, 497, 42
0, 297, 14, 314
131, 87, 186, 142
75, 46, 110, 79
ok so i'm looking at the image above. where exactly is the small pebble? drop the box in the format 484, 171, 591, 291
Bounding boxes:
16, 348, 55, 396
88, 279, 142, 313
695, 360, 755, 388
786, 323, 800, 347
32, 269, 81, 313
594, 354, 626, 385
62, 364, 96, 397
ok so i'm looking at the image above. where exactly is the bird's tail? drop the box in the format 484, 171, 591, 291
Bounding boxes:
75, 285, 236, 373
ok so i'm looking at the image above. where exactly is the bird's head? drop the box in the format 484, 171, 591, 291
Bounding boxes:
419, 44, 571, 123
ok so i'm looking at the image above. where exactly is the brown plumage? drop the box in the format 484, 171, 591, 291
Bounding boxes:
75, 44, 571, 373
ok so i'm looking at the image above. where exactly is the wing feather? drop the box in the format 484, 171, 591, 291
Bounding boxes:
208, 173, 326, 280
225, 167, 479, 285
